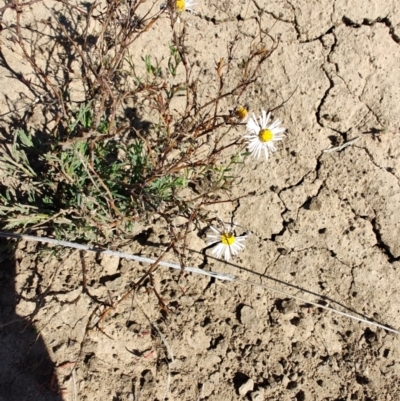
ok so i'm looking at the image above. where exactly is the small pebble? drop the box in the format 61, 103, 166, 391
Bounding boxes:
251, 389, 264, 401
240, 306, 257, 327
239, 378, 254, 397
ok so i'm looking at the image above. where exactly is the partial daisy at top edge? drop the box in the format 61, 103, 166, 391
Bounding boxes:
175, 0, 197, 13
207, 224, 247, 262
244, 109, 286, 160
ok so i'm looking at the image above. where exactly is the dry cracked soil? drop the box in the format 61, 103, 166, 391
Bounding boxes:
1, 0, 400, 400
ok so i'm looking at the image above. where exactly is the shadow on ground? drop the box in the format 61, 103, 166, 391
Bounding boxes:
0, 241, 63, 401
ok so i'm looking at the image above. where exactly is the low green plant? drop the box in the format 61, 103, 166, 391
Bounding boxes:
0, 0, 278, 248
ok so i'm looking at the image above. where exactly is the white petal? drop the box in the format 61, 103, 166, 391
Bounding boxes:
212, 243, 224, 259
246, 119, 259, 134
224, 246, 231, 261
207, 238, 220, 246
264, 111, 271, 128
209, 226, 220, 234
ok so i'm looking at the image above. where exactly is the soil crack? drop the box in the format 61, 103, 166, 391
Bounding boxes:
316, 29, 338, 129
342, 15, 400, 45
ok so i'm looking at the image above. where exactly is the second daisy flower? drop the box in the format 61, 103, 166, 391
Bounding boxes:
207, 224, 247, 262
245, 110, 286, 160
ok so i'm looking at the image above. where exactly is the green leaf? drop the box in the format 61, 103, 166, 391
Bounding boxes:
16, 129, 34, 147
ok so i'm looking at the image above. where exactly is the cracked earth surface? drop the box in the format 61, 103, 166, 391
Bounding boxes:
1, 0, 400, 400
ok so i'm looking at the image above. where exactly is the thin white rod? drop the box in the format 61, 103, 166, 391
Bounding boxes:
0, 231, 235, 282
0, 230, 399, 335
235, 278, 400, 335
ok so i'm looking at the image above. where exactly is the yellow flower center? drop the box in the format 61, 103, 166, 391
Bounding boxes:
235, 106, 248, 121
259, 129, 273, 143
176, 0, 185, 12
221, 233, 235, 246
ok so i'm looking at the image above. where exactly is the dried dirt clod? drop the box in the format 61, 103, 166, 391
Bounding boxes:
100, 254, 120, 274
239, 305, 265, 333
180, 295, 195, 307
280, 299, 297, 314
239, 305, 256, 326
251, 389, 264, 401
141, 369, 154, 388
239, 378, 254, 397
202, 381, 215, 397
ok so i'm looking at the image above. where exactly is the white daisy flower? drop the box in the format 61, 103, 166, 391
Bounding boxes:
175, 0, 197, 13
245, 109, 286, 160
207, 224, 247, 261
